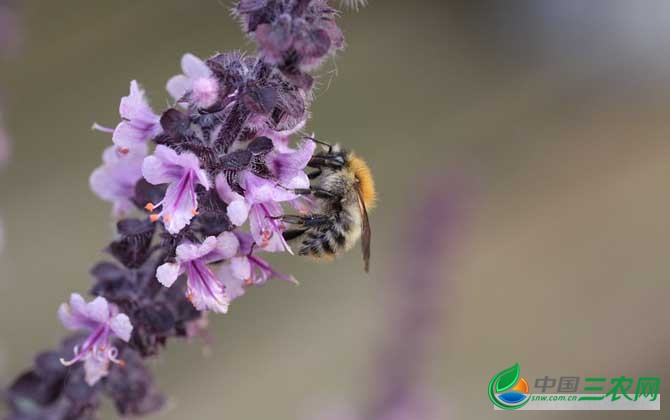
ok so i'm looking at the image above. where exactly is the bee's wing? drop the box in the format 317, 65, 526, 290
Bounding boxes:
356, 187, 372, 272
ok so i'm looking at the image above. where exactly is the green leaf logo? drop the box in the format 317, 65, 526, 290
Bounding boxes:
495, 363, 520, 393
488, 363, 530, 410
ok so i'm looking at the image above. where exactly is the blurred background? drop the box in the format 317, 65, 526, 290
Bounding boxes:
1, 0, 670, 418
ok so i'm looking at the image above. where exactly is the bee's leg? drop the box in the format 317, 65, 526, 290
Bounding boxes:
282, 228, 308, 241
292, 187, 338, 200
279, 214, 331, 227
308, 168, 322, 179
278, 215, 308, 225
303, 136, 333, 153
308, 155, 345, 169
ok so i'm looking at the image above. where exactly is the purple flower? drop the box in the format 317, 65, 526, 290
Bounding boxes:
90, 144, 147, 217
112, 81, 162, 151
156, 233, 239, 313
257, 125, 308, 152
265, 136, 317, 212
6, 1, 361, 417
142, 145, 211, 234
265, 137, 315, 184
58, 294, 133, 386
236, 0, 345, 84
215, 138, 314, 251
166, 53, 219, 109
218, 232, 298, 303
216, 171, 292, 252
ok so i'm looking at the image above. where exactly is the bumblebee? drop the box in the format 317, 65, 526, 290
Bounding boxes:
282, 140, 376, 271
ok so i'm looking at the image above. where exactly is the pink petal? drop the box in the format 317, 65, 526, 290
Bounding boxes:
110, 314, 133, 342
69, 293, 88, 317
283, 171, 310, 190
158, 172, 200, 234
141, 154, 179, 185
242, 171, 277, 203
192, 77, 220, 108
266, 139, 316, 182
181, 53, 211, 80
215, 173, 244, 204
155, 145, 202, 172
58, 302, 89, 331
219, 264, 246, 301
120, 81, 150, 119
194, 167, 211, 190
156, 262, 181, 288
111, 121, 140, 149
85, 297, 110, 324
84, 353, 109, 386
227, 199, 251, 226
231, 256, 251, 280
176, 237, 219, 263
216, 232, 240, 260
166, 74, 191, 102
186, 262, 230, 314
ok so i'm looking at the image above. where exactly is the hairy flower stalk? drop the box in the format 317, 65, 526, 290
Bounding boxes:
4, 1, 358, 418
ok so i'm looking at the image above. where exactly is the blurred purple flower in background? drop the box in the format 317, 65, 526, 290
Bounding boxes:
310, 179, 469, 420
4, 1, 365, 418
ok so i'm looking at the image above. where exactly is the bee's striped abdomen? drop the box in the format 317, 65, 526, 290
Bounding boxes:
297, 213, 356, 259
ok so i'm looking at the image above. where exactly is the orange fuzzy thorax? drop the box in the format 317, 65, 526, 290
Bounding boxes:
349, 154, 377, 209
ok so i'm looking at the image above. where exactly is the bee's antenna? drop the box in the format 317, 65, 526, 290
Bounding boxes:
303, 136, 333, 153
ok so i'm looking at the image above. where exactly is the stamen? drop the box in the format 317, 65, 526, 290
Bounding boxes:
145, 203, 156, 211
164, 214, 172, 223
91, 123, 114, 133
250, 256, 299, 285
191, 208, 199, 216
60, 346, 83, 366
118, 147, 130, 155
150, 214, 160, 222
107, 347, 125, 367
59, 356, 81, 367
